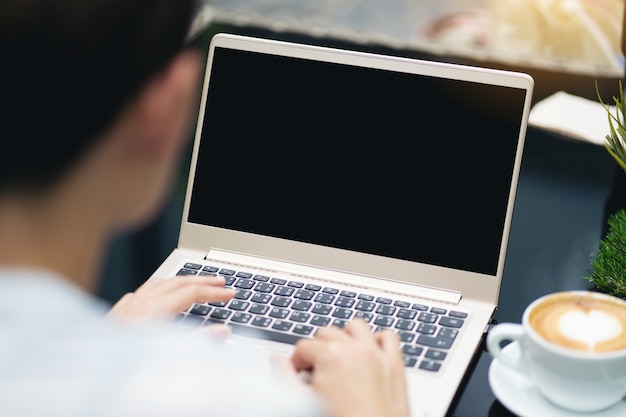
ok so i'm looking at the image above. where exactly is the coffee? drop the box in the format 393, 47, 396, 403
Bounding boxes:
529, 293, 626, 353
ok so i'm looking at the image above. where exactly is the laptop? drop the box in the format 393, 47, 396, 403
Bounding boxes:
151, 33, 534, 417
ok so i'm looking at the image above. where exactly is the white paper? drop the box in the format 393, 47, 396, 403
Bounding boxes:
528, 91, 617, 146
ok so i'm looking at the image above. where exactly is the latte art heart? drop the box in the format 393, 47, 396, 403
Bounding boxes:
557, 309, 623, 349
529, 293, 626, 352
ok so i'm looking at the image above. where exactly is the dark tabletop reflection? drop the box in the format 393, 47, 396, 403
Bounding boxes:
448, 128, 617, 417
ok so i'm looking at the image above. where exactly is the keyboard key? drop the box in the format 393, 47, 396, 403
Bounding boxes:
416, 323, 437, 335
254, 282, 275, 293
208, 301, 227, 307
253, 275, 270, 282
293, 324, 314, 335
202, 266, 219, 273
294, 289, 315, 300
234, 289, 252, 300
219, 269, 235, 276
311, 315, 331, 327
354, 311, 374, 322
376, 297, 392, 305
289, 311, 310, 323
412, 303, 429, 311
189, 304, 211, 316
251, 293, 271, 304
397, 308, 417, 320
275, 286, 295, 297
272, 320, 292, 331
251, 316, 272, 328
430, 307, 447, 315
425, 350, 447, 361
176, 268, 197, 276
313, 293, 335, 304
228, 300, 250, 311
438, 328, 459, 340
340, 290, 356, 298
288, 281, 304, 288
417, 312, 438, 323
249, 304, 269, 315
269, 307, 290, 319
210, 308, 231, 320
404, 356, 418, 367
292, 300, 312, 311
416, 335, 453, 349
439, 316, 464, 328
355, 301, 375, 312
394, 300, 411, 308
231, 312, 252, 323
419, 360, 441, 372
322, 287, 339, 294
304, 284, 322, 291
376, 305, 396, 316
270, 278, 287, 285
398, 331, 415, 343
358, 294, 375, 301
271, 297, 292, 308
374, 315, 395, 327
311, 303, 332, 315
449, 311, 468, 319
234, 279, 254, 289
395, 319, 415, 331
332, 307, 353, 320
402, 345, 423, 356
335, 297, 355, 308
183, 262, 202, 270
236, 272, 253, 279
332, 319, 348, 328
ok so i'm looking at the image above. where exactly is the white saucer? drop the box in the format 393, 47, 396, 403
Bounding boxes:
488, 342, 626, 417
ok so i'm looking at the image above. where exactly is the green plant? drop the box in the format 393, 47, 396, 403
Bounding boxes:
596, 80, 626, 171
585, 209, 626, 299
587, 82, 626, 299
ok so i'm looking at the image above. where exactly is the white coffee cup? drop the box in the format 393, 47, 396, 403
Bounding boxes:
487, 291, 626, 412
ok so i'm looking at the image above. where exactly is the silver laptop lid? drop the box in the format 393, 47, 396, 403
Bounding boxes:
179, 33, 533, 304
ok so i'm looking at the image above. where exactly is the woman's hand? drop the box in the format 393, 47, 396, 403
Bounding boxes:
107, 275, 235, 322
290, 319, 410, 417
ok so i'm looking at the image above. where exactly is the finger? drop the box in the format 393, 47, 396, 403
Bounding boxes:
136, 276, 227, 298
291, 338, 328, 371
271, 353, 300, 381
375, 329, 400, 349
375, 330, 403, 363
344, 318, 375, 341
106, 292, 135, 317
313, 324, 350, 342
156, 285, 235, 313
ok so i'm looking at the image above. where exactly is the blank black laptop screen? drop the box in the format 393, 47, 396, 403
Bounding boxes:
188, 46, 527, 276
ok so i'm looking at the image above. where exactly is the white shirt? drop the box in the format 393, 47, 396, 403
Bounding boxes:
0, 269, 324, 417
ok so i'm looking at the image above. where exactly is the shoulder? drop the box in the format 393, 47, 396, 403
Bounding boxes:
0, 271, 324, 417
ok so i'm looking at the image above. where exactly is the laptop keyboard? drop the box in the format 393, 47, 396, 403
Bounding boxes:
174, 261, 468, 373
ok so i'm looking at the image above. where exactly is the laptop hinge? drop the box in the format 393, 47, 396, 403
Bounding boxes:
206, 249, 462, 305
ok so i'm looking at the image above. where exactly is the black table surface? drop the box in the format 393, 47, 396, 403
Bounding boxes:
448, 127, 618, 417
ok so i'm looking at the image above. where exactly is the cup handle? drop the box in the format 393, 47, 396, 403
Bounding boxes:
486, 323, 531, 379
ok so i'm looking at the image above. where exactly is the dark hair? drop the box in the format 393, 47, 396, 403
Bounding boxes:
0, 0, 196, 193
